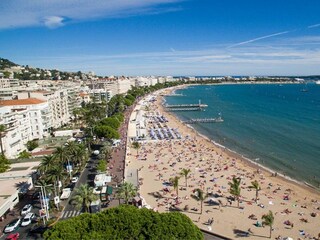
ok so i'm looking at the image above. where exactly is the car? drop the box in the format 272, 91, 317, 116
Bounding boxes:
71, 176, 79, 183
4, 218, 21, 233
66, 182, 75, 190
29, 225, 50, 235
21, 204, 32, 215
21, 212, 35, 227
5, 233, 20, 240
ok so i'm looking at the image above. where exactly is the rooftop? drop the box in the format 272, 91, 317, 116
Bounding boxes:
0, 98, 46, 106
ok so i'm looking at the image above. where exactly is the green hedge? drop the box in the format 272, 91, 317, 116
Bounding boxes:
44, 205, 203, 240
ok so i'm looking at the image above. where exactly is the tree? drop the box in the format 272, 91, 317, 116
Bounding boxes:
262, 211, 274, 238
45, 165, 66, 195
38, 155, 57, 175
94, 125, 120, 140
117, 182, 137, 204
43, 205, 203, 240
18, 150, 31, 159
96, 160, 106, 173
71, 184, 98, 212
132, 141, 141, 156
180, 168, 191, 187
100, 117, 120, 130
169, 176, 180, 197
0, 154, 10, 173
26, 140, 39, 151
0, 124, 6, 156
194, 188, 207, 214
249, 180, 261, 203
228, 177, 241, 208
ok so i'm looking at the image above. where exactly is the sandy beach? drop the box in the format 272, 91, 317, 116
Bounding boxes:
125, 87, 320, 240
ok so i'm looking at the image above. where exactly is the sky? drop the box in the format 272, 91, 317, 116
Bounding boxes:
1, 0, 320, 76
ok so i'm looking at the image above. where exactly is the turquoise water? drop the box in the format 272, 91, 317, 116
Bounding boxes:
165, 84, 320, 187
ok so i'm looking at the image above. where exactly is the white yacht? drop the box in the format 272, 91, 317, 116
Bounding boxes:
316, 80, 320, 85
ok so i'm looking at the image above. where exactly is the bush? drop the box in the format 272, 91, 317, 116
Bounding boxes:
26, 140, 39, 151
44, 205, 203, 240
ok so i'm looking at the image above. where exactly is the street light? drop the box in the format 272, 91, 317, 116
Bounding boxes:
35, 184, 53, 223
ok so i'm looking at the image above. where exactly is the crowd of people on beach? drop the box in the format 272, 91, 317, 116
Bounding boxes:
125, 91, 320, 240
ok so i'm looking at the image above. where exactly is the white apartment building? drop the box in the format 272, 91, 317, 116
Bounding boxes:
17, 90, 70, 129
88, 89, 112, 103
0, 98, 50, 142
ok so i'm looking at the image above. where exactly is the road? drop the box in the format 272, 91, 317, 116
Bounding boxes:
60, 155, 99, 219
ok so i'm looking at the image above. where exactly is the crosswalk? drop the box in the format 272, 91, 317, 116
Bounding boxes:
60, 210, 82, 219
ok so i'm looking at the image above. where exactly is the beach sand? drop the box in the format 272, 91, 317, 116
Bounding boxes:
126, 88, 320, 240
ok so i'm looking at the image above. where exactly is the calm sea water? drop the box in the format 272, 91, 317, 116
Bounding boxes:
165, 84, 320, 187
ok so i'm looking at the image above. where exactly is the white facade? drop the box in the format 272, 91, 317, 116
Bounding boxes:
0, 99, 50, 158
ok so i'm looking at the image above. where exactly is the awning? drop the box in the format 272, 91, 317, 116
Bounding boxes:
107, 186, 113, 195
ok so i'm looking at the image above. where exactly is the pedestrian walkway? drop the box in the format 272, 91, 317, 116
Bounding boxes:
60, 210, 81, 219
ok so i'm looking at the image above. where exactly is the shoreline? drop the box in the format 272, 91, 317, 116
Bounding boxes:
126, 85, 320, 239
165, 84, 319, 192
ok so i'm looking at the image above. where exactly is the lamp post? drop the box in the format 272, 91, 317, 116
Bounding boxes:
35, 184, 53, 223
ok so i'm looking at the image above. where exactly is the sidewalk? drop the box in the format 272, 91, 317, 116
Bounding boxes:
106, 105, 134, 207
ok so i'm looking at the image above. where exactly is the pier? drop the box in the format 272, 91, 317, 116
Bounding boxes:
165, 100, 207, 108
166, 108, 204, 111
161, 93, 184, 96
183, 117, 224, 124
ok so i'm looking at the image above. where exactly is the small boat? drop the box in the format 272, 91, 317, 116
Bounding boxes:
316, 80, 320, 85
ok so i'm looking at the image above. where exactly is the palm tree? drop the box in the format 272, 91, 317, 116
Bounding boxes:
54, 146, 72, 178
249, 180, 261, 203
117, 182, 137, 204
38, 155, 57, 174
71, 184, 98, 212
194, 188, 207, 214
54, 146, 67, 164
0, 124, 6, 156
18, 150, 32, 160
132, 141, 141, 156
45, 165, 66, 195
169, 176, 180, 197
262, 211, 274, 238
228, 177, 241, 208
180, 168, 191, 187
100, 143, 112, 161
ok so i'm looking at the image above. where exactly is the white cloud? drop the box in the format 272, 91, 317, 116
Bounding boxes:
44, 16, 65, 28
0, 0, 181, 29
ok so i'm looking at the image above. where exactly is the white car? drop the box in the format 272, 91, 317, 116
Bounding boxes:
21, 204, 32, 215
71, 177, 79, 183
4, 218, 21, 233
21, 212, 35, 227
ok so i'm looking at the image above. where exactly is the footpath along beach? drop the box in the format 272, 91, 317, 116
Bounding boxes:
125, 87, 320, 240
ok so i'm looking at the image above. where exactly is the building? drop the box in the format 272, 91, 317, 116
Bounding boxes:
0, 98, 50, 158
0, 161, 39, 219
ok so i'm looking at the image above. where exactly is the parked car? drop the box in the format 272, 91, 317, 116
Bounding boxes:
32, 192, 40, 200
21, 204, 32, 215
5, 233, 20, 240
4, 218, 21, 233
21, 212, 35, 226
29, 225, 50, 236
71, 176, 79, 183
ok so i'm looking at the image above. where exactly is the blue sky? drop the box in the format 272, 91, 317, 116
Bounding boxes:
1, 0, 320, 76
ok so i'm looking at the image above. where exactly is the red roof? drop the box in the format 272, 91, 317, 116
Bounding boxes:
0, 98, 46, 106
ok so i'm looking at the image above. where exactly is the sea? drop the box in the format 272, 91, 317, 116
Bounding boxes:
164, 83, 320, 188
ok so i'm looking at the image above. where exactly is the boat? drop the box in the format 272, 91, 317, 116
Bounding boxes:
316, 80, 320, 85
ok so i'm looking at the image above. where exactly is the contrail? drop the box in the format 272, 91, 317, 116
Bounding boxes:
227, 30, 292, 48
308, 23, 320, 29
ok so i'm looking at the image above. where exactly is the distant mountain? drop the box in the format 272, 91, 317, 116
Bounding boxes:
0, 58, 18, 70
